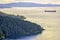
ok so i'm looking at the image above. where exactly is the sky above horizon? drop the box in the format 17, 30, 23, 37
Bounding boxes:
0, 0, 60, 4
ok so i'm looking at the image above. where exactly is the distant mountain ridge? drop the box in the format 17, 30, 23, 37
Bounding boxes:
0, 2, 60, 8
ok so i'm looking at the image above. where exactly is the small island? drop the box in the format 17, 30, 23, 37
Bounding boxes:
0, 12, 44, 40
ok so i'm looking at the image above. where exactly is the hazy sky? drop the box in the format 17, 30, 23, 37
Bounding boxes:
0, 0, 60, 4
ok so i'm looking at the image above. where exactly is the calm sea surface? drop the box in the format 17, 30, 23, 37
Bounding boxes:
0, 7, 60, 40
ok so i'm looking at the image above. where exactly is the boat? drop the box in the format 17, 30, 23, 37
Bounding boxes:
45, 10, 56, 12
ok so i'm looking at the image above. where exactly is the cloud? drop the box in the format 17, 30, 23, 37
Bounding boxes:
0, 0, 60, 4
15, 0, 60, 4
0, 0, 15, 4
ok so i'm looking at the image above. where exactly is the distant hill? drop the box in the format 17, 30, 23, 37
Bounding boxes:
0, 2, 60, 8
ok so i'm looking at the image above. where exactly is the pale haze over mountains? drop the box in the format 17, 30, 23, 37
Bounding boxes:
0, 2, 60, 8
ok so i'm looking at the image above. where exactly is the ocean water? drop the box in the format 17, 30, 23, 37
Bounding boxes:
0, 7, 60, 40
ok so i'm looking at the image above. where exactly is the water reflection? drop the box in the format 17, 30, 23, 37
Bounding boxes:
5, 28, 58, 40
32, 28, 58, 40
5, 36, 36, 40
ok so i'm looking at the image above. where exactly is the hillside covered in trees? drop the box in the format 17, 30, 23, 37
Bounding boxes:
0, 12, 44, 40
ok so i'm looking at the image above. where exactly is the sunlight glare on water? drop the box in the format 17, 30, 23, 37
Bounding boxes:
0, 7, 60, 40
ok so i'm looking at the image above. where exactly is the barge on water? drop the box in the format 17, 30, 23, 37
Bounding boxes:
45, 10, 56, 12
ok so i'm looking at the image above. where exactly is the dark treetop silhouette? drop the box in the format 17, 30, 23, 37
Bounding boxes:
0, 12, 44, 40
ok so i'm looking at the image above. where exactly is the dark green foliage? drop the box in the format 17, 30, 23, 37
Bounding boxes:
0, 11, 26, 20
0, 27, 5, 40
0, 12, 44, 39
